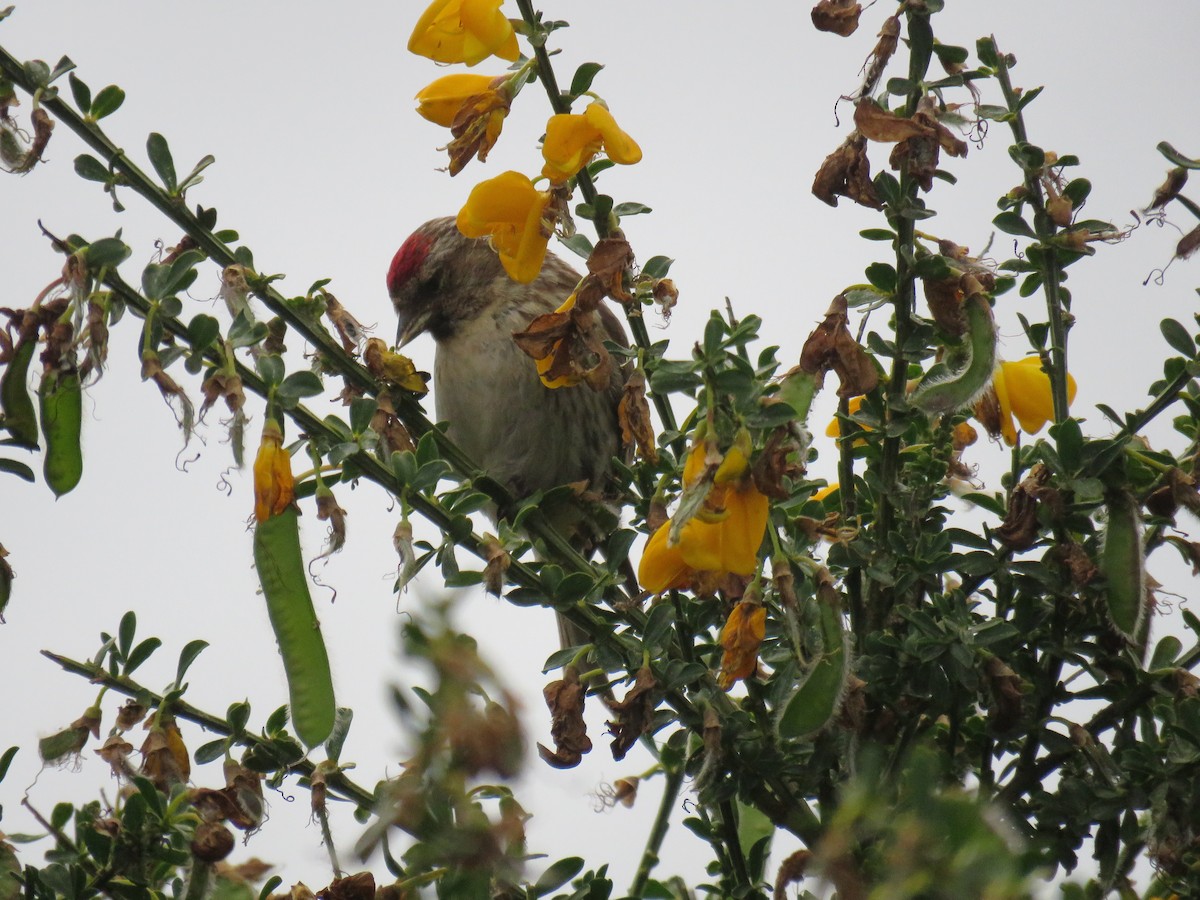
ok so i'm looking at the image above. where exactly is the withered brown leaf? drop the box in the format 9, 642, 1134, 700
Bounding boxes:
854, 98, 930, 144
587, 237, 635, 304
812, 133, 881, 209
607, 666, 660, 761
538, 668, 592, 768
797, 294, 879, 397
618, 368, 658, 463
810, 0, 861, 36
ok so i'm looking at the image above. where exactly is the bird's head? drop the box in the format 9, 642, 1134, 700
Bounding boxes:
387, 217, 507, 346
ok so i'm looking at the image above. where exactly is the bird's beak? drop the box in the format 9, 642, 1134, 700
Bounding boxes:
394, 306, 432, 349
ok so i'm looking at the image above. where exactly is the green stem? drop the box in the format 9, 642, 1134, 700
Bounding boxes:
992, 43, 1070, 424
718, 799, 752, 890
628, 760, 685, 896
42, 649, 375, 809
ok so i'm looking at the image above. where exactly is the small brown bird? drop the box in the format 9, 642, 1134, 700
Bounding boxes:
387, 217, 628, 647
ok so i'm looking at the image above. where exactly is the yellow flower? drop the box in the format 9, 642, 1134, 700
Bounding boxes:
638, 434, 770, 593
415, 72, 507, 127
676, 483, 770, 574
988, 357, 1078, 446
415, 73, 511, 176
408, 0, 519, 66
825, 395, 867, 438
253, 418, 295, 523
638, 520, 693, 593
456, 171, 552, 283
541, 102, 642, 183
718, 599, 767, 690
812, 483, 840, 503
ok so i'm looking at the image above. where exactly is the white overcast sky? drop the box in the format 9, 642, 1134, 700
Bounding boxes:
4, 1, 1200, 894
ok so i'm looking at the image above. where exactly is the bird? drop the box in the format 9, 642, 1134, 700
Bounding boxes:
386, 216, 629, 649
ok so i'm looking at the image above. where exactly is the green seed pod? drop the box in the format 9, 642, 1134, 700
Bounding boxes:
254, 507, 336, 747
38, 724, 89, 763
1100, 489, 1145, 641
1, 337, 39, 448
39, 370, 83, 497
778, 571, 851, 739
911, 292, 998, 416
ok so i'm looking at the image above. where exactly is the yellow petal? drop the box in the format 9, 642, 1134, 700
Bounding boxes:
408, 0, 517, 66
415, 73, 499, 127
825, 395, 866, 438
541, 112, 602, 183
638, 521, 692, 593
718, 485, 770, 575
456, 171, 552, 283
997, 357, 1076, 439
584, 102, 642, 165
408, 0, 468, 63
679, 483, 769, 576
459, 0, 519, 63
718, 600, 766, 690
812, 483, 840, 503
253, 419, 295, 523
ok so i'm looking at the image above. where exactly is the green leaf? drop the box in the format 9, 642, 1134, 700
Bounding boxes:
1063, 177, 1091, 207
146, 132, 177, 191
68, 73, 91, 113
1016, 85, 1043, 110
1160, 317, 1196, 357
85, 237, 132, 269
641, 255, 673, 279
534, 857, 584, 896
1149, 635, 1183, 670
568, 62, 604, 97
612, 201, 651, 217
73, 153, 109, 182
255, 354, 285, 387
117, 610, 137, 658
1008, 142, 1046, 173
993, 211, 1036, 239
47, 56, 75, 84
90, 84, 126, 119
0, 458, 35, 482
193, 739, 227, 765
349, 397, 377, 434
277, 371, 324, 407
188, 314, 221, 350
976, 37, 999, 68
1051, 418, 1083, 473
0, 746, 17, 785
557, 232, 593, 260
124, 637, 162, 675
865, 262, 897, 293
175, 639, 209, 685
179, 154, 216, 193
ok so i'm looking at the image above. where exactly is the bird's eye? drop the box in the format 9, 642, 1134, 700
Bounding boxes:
419, 269, 445, 295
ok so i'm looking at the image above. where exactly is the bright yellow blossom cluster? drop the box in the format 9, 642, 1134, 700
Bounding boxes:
409, 0, 643, 284
638, 432, 770, 593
